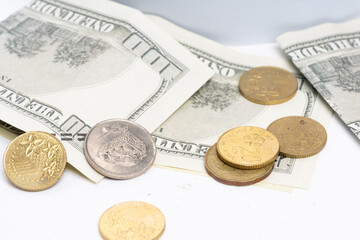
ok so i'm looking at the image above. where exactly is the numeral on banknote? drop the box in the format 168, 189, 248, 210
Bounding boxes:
1, 75, 11, 83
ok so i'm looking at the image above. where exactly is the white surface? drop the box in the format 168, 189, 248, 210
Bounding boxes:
1, 1, 360, 240
1, 113, 360, 240
114, 0, 360, 45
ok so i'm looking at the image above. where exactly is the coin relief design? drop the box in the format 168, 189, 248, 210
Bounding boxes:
3, 131, 67, 191
217, 126, 279, 169
99, 201, 165, 240
267, 116, 327, 158
98, 125, 147, 166
205, 145, 274, 186
84, 119, 156, 179
239, 66, 298, 105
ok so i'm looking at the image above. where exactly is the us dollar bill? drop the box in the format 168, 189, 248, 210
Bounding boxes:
0, 0, 213, 182
277, 18, 360, 140
147, 15, 333, 189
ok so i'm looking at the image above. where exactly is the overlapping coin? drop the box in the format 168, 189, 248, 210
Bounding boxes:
205, 145, 274, 186
267, 116, 327, 158
239, 66, 298, 105
216, 126, 279, 169
84, 119, 156, 179
3, 131, 67, 191
99, 201, 165, 240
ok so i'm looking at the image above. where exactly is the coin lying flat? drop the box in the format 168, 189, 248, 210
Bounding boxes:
99, 201, 165, 240
3, 131, 67, 191
84, 119, 156, 179
217, 126, 279, 169
205, 144, 274, 186
239, 66, 298, 105
267, 116, 327, 158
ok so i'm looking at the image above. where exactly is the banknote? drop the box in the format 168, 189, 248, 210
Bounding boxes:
0, 120, 21, 140
147, 15, 333, 189
277, 18, 360, 141
0, 0, 213, 182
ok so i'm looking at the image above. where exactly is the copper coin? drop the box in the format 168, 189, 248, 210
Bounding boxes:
205, 145, 274, 186
239, 66, 298, 105
267, 116, 327, 158
99, 201, 165, 240
216, 126, 279, 169
3, 131, 67, 191
84, 119, 156, 179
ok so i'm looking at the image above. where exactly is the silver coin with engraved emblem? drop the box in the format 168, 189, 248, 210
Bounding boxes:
84, 119, 156, 179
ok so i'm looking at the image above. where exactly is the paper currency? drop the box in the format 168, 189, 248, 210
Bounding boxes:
0, 120, 22, 140
148, 15, 333, 189
0, 0, 213, 182
277, 18, 360, 141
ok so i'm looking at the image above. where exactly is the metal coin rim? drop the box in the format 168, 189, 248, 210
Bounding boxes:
98, 201, 166, 240
205, 144, 274, 186
216, 126, 279, 169
239, 66, 298, 105
84, 118, 156, 180
3, 131, 67, 192
267, 116, 327, 158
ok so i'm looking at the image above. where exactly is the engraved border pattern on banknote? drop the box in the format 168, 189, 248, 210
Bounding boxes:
282, 32, 360, 137
0, 0, 190, 154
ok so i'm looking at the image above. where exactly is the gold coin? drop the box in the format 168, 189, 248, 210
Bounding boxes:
239, 66, 298, 105
3, 131, 67, 191
216, 126, 279, 169
99, 201, 165, 240
205, 144, 274, 186
267, 116, 327, 158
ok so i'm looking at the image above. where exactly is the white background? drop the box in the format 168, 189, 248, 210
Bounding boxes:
1, 1, 360, 240
114, 0, 360, 45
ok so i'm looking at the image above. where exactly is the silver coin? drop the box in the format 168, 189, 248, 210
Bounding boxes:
84, 119, 156, 179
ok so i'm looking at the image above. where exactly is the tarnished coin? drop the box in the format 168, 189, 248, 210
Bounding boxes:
239, 66, 298, 105
84, 119, 156, 179
267, 116, 327, 158
217, 126, 279, 169
99, 201, 165, 240
3, 131, 67, 191
205, 145, 274, 186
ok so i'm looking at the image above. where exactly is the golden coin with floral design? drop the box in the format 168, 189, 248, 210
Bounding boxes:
99, 201, 165, 240
267, 116, 327, 158
239, 66, 298, 105
217, 126, 279, 169
3, 131, 67, 191
205, 144, 274, 186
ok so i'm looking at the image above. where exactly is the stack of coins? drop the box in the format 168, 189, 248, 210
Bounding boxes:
204, 66, 328, 186
205, 126, 279, 186
205, 117, 327, 187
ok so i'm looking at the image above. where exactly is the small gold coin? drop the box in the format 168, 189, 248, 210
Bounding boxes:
205, 144, 274, 186
217, 126, 279, 169
267, 116, 327, 158
3, 131, 67, 191
99, 201, 166, 240
239, 66, 298, 105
